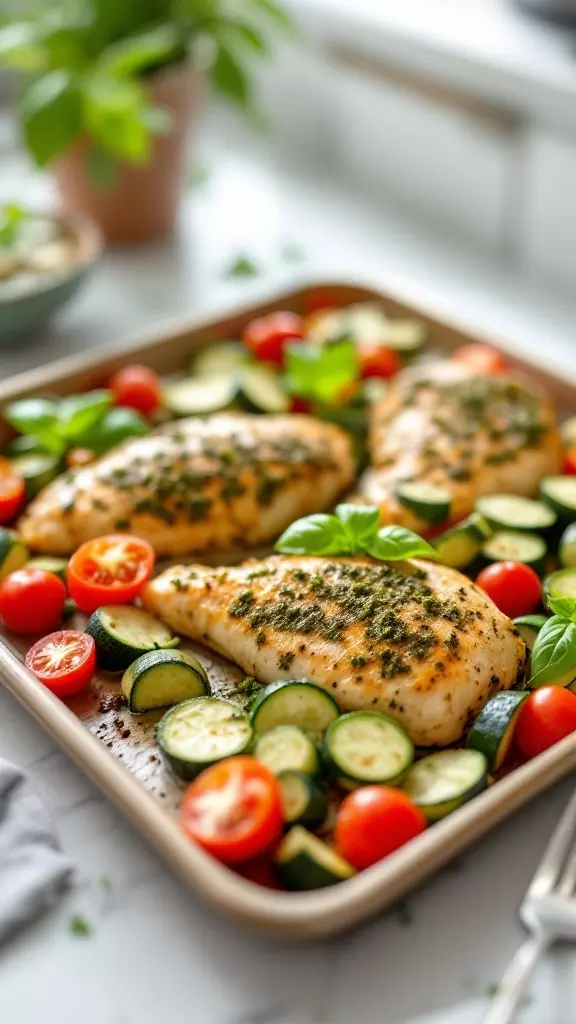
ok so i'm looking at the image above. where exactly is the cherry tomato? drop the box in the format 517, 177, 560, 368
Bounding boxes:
180, 756, 284, 864
0, 568, 66, 635
0, 457, 25, 525
452, 343, 508, 376
358, 343, 400, 380
243, 311, 304, 366
475, 561, 541, 619
234, 853, 281, 890
25, 630, 96, 697
67, 534, 154, 614
335, 786, 426, 870
290, 396, 313, 415
563, 449, 576, 476
109, 364, 162, 416
516, 686, 576, 760
66, 447, 95, 469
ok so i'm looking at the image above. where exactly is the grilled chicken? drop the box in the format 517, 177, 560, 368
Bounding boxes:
19, 414, 355, 557
143, 554, 526, 747
355, 361, 562, 532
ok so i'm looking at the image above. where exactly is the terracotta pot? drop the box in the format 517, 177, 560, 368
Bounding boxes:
53, 64, 200, 245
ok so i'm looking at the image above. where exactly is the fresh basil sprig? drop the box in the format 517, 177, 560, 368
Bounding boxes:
285, 338, 358, 406
275, 504, 438, 562
529, 615, 576, 688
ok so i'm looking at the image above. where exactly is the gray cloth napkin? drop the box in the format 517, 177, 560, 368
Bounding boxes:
0, 757, 73, 945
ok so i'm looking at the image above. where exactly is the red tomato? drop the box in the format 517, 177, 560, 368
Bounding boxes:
358, 343, 400, 380
109, 364, 162, 416
290, 396, 313, 414
234, 854, 281, 890
563, 449, 576, 476
25, 630, 96, 697
0, 569, 66, 635
180, 756, 284, 864
67, 534, 154, 614
475, 561, 541, 619
243, 311, 304, 366
0, 458, 25, 525
516, 686, 576, 759
335, 786, 426, 870
452, 343, 508, 376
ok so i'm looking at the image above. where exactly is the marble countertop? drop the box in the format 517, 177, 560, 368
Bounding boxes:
1, 114, 576, 1024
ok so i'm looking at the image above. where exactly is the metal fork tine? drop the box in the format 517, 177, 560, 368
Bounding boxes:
527, 789, 576, 902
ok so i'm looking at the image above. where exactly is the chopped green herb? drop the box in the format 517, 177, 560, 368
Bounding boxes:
69, 915, 92, 937
224, 255, 260, 279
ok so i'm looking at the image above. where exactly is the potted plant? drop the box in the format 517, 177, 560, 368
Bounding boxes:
0, 0, 290, 244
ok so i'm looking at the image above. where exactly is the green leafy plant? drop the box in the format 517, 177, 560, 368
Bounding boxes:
275, 504, 439, 561
529, 600, 576, 688
3, 390, 147, 457
285, 338, 358, 406
0, 0, 290, 182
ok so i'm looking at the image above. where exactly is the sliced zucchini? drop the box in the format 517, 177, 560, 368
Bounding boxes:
87, 605, 181, 673
26, 556, 68, 583
277, 771, 327, 829
11, 452, 60, 498
475, 494, 557, 532
0, 528, 28, 581
395, 482, 451, 524
250, 680, 340, 738
434, 513, 492, 569
513, 614, 548, 651
192, 342, 246, 376
481, 529, 546, 570
62, 597, 77, 619
123, 650, 210, 714
559, 522, 576, 568
467, 691, 529, 771
402, 749, 488, 821
255, 724, 320, 776
540, 476, 576, 519
543, 568, 576, 610
164, 374, 237, 417
385, 319, 427, 359
237, 364, 290, 414
157, 696, 252, 779
323, 710, 413, 786
274, 826, 355, 890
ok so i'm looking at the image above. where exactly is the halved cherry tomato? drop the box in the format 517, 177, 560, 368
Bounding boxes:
66, 447, 95, 469
475, 561, 541, 619
0, 457, 25, 525
452, 343, 508, 376
335, 786, 426, 870
180, 756, 284, 864
109, 364, 162, 416
358, 343, 400, 380
67, 534, 155, 614
0, 568, 66, 635
516, 686, 576, 760
563, 449, 576, 476
25, 630, 96, 697
243, 311, 304, 366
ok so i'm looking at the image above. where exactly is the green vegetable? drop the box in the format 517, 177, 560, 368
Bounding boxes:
274, 827, 355, 890
56, 390, 112, 441
275, 504, 438, 562
80, 406, 148, 453
285, 338, 358, 405
529, 615, 576, 688
0, 202, 26, 248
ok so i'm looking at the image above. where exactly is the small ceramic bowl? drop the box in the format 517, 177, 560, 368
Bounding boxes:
0, 211, 103, 347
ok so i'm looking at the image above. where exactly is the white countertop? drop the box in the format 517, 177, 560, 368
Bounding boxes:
1, 114, 576, 1024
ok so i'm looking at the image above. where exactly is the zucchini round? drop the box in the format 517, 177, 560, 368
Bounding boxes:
164, 374, 237, 417
395, 482, 451, 524
402, 749, 488, 821
86, 605, 181, 672
122, 649, 210, 713
513, 614, 548, 651
433, 513, 492, 569
559, 522, 576, 568
237, 365, 290, 414
540, 476, 576, 519
250, 680, 340, 738
0, 528, 28, 582
323, 710, 413, 786
192, 342, 246, 376
157, 696, 252, 779
11, 452, 60, 498
277, 771, 327, 829
475, 493, 556, 532
467, 691, 528, 771
255, 724, 320, 777
26, 556, 68, 583
481, 529, 546, 569
274, 826, 355, 890
543, 568, 576, 609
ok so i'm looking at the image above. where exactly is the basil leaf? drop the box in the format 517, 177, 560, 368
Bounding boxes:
57, 390, 111, 441
336, 504, 379, 550
4, 397, 59, 435
275, 514, 351, 555
80, 406, 147, 454
530, 616, 576, 687
285, 339, 358, 405
547, 596, 576, 619
365, 525, 439, 562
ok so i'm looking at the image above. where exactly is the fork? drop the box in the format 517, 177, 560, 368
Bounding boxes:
483, 787, 576, 1024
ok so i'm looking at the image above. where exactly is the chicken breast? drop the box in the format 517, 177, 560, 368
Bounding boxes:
143, 554, 526, 747
19, 414, 355, 557
355, 361, 562, 532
